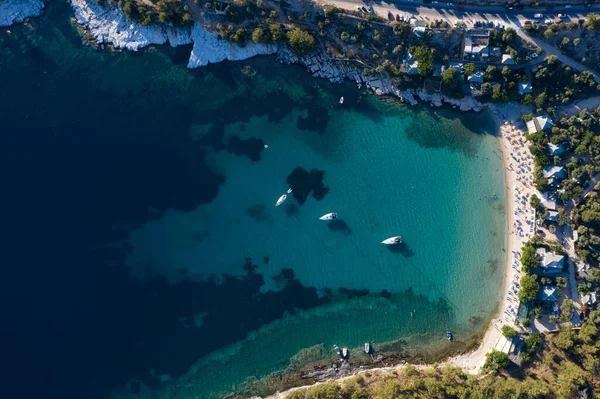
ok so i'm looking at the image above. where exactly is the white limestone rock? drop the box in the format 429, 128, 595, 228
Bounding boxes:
0, 0, 44, 27
187, 23, 277, 68
69, 0, 191, 51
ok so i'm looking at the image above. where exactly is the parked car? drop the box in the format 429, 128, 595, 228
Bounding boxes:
557, 13, 566, 18
533, 13, 543, 19
565, 4, 573, 9
367, 6, 373, 13
531, 52, 539, 58
395, 13, 400, 21
524, 20, 532, 24
544, 19, 553, 24
356, 5, 361, 11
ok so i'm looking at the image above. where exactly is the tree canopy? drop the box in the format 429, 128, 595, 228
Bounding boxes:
287, 28, 316, 56
518, 274, 540, 303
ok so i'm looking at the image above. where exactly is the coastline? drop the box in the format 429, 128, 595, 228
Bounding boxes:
258, 105, 535, 398
0, 0, 44, 27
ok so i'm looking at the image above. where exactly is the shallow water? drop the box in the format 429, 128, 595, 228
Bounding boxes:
1, 2, 506, 398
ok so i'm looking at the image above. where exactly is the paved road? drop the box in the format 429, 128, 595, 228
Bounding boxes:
515, 29, 600, 83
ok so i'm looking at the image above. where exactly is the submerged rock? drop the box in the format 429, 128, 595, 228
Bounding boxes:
0, 0, 44, 27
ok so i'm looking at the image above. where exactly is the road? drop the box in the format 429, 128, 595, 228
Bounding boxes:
325, 0, 600, 81
328, 0, 600, 23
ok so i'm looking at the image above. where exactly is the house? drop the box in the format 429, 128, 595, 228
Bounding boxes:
547, 142, 566, 156
577, 261, 591, 278
502, 54, 515, 64
542, 191, 558, 210
536, 115, 554, 131
405, 51, 419, 75
527, 115, 554, 133
538, 285, 558, 301
582, 292, 598, 306
410, 19, 427, 38
406, 60, 419, 75
518, 81, 532, 95
543, 166, 567, 180
468, 71, 484, 89
537, 248, 565, 273
546, 210, 559, 222
463, 30, 490, 59
449, 61, 464, 74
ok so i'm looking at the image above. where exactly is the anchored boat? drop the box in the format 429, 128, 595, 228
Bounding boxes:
447, 331, 453, 341
319, 212, 338, 220
364, 342, 371, 354
339, 96, 344, 104
381, 236, 402, 245
342, 347, 349, 358
275, 194, 287, 207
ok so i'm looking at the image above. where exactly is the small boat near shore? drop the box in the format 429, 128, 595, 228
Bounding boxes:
364, 342, 371, 354
319, 212, 338, 220
381, 236, 402, 245
339, 96, 344, 104
287, 188, 293, 194
275, 194, 287, 207
342, 347, 349, 358
447, 331, 453, 341
333, 344, 341, 356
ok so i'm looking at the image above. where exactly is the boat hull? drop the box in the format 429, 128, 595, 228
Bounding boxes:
275, 194, 287, 207
381, 236, 402, 245
319, 212, 338, 220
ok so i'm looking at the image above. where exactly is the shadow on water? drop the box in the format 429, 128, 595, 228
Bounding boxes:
326, 219, 351, 235
386, 242, 414, 257
286, 167, 329, 205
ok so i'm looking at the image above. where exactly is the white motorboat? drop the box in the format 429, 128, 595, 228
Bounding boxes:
275, 194, 287, 207
381, 236, 402, 245
319, 212, 338, 220
364, 342, 371, 354
342, 347, 348, 358
287, 188, 293, 194
339, 96, 344, 104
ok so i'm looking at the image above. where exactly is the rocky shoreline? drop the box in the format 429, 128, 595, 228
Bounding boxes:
63, 0, 483, 111
1, 0, 483, 111
0, 0, 45, 27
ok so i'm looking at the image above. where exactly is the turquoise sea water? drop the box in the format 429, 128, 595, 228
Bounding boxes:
1, 2, 506, 398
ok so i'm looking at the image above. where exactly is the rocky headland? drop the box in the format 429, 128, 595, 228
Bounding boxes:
0, 0, 45, 27
1, 0, 482, 111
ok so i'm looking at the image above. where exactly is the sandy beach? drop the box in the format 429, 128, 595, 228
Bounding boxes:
446, 102, 536, 372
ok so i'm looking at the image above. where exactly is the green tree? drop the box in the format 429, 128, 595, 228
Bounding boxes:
519, 274, 540, 303
544, 29, 554, 39
534, 91, 548, 110
561, 298, 575, 317
553, 327, 576, 351
586, 13, 600, 31
442, 67, 458, 86
484, 350, 510, 371
252, 27, 268, 43
574, 37, 581, 46
269, 23, 285, 42
412, 46, 435, 77
287, 28, 316, 55
501, 325, 517, 339
520, 242, 539, 271
463, 62, 476, 77
530, 194, 541, 208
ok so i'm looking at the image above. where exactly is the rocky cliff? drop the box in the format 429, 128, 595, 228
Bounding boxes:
0, 0, 44, 27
